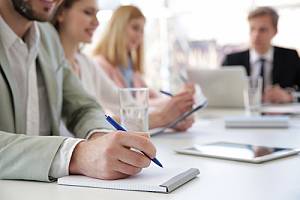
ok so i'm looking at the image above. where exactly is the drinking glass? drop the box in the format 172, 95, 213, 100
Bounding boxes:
119, 88, 149, 132
244, 76, 262, 115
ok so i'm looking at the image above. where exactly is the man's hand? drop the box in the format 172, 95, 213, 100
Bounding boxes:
69, 131, 156, 180
263, 85, 293, 104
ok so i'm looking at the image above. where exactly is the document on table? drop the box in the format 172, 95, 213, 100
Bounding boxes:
58, 166, 199, 193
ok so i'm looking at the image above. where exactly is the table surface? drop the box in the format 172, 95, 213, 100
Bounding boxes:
1, 108, 300, 200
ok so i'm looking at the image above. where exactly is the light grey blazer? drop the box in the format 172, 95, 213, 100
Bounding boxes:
0, 23, 112, 181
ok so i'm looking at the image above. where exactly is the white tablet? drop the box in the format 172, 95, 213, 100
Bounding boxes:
176, 142, 300, 163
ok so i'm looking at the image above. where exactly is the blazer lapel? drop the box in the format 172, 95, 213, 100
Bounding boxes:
0, 42, 24, 133
37, 45, 59, 134
244, 50, 251, 75
272, 47, 279, 84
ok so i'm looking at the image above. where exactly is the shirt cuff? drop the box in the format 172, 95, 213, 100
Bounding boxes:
49, 138, 83, 179
86, 129, 112, 139
291, 92, 300, 102
49, 129, 112, 179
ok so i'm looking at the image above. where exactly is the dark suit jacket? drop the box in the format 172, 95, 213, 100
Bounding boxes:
222, 46, 300, 90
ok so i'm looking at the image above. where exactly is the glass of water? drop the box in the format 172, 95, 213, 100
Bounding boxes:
119, 88, 149, 132
244, 76, 262, 115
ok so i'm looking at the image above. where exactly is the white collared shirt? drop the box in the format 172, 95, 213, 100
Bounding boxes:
0, 16, 81, 179
250, 47, 274, 87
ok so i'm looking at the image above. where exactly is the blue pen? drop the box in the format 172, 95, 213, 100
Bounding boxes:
105, 115, 163, 168
160, 90, 173, 97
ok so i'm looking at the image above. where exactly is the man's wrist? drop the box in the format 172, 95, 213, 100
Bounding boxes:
49, 138, 84, 179
69, 140, 86, 175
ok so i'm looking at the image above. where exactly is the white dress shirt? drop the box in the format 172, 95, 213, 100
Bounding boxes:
0, 16, 81, 179
250, 47, 274, 88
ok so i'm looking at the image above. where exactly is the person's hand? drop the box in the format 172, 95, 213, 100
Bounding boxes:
172, 116, 195, 132
181, 83, 196, 95
69, 131, 156, 180
150, 90, 195, 128
263, 85, 293, 104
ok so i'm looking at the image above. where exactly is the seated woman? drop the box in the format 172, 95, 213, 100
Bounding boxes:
92, 5, 194, 105
52, 0, 195, 131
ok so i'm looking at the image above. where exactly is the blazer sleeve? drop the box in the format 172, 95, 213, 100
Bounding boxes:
0, 131, 66, 181
222, 54, 232, 66
292, 50, 300, 91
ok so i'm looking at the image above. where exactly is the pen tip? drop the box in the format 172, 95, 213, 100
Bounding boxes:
153, 158, 163, 168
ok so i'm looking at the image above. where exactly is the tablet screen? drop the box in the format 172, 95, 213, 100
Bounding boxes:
189, 142, 292, 159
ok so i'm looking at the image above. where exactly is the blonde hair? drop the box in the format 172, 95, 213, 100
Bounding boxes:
93, 5, 145, 72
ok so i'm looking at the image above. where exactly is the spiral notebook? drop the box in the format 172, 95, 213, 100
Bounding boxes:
58, 166, 199, 193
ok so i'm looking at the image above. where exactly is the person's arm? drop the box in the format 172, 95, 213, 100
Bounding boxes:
263, 85, 293, 104
263, 50, 300, 104
48, 137, 83, 179
294, 51, 300, 96
0, 131, 66, 181
69, 131, 156, 180
0, 130, 156, 181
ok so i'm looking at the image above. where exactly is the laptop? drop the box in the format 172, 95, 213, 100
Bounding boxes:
187, 66, 247, 108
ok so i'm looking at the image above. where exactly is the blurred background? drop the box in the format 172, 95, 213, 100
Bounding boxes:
85, 0, 300, 91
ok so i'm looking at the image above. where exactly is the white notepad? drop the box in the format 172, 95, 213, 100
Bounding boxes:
58, 166, 199, 193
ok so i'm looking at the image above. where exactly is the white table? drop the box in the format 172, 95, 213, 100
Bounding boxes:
1, 108, 300, 200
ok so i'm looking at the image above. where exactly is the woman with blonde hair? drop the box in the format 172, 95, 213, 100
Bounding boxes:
93, 6, 148, 92
53, 1, 194, 131
93, 5, 195, 127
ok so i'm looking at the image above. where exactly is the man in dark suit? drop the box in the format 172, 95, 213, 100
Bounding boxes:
223, 7, 300, 104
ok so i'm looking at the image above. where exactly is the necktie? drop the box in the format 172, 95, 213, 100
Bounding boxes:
259, 58, 266, 89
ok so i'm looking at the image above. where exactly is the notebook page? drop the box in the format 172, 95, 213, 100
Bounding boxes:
58, 165, 193, 192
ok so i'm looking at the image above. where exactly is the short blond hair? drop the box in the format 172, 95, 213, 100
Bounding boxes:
248, 6, 279, 29
93, 5, 145, 73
